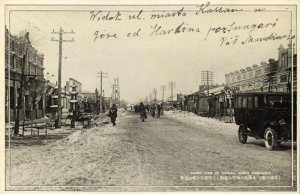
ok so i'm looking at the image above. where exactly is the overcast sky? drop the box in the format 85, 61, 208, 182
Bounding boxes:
7, 4, 296, 103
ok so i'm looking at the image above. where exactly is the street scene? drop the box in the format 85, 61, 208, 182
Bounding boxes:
3, 2, 298, 192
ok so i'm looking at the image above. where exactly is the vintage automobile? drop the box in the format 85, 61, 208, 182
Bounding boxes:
234, 92, 296, 150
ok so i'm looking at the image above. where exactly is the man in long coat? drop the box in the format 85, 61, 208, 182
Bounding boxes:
108, 104, 118, 126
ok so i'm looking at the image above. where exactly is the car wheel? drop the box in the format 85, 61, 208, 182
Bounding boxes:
264, 127, 279, 151
238, 125, 247, 144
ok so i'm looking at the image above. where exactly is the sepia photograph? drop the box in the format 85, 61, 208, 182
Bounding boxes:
1, 0, 299, 193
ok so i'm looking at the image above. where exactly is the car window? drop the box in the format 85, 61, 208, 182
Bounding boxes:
267, 95, 291, 108
236, 96, 242, 108
242, 97, 247, 108
239, 97, 243, 108
235, 98, 239, 108
254, 96, 259, 108
248, 97, 253, 109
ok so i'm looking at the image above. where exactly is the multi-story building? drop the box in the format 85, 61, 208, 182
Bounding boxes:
225, 44, 297, 93
5, 28, 45, 122
65, 78, 84, 111
66, 77, 82, 94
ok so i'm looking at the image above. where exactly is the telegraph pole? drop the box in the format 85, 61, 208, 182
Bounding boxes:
98, 71, 108, 114
201, 70, 214, 96
114, 78, 117, 101
207, 71, 209, 95
169, 81, 175, 102
117, 77, 120, 106
161, 85, 166, 102
51, 27, 75, 128
153, 88, 157, 101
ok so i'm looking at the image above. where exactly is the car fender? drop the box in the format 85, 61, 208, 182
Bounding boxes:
263, 121, 280, 134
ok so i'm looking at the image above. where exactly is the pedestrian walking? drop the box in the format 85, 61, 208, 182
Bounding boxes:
157, 104, 161, 118
139, 102, 147, 122
108, 104, 117, 126
151, 104, 156, 118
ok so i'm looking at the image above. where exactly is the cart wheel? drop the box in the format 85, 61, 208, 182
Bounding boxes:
238, 125, 247, 144
264, 127, 279, 151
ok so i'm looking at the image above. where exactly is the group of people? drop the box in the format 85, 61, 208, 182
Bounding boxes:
138, 102, 163, 122
107, 102, 164, 126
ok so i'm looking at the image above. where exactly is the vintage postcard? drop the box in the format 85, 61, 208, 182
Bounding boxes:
1, 0, 299, 193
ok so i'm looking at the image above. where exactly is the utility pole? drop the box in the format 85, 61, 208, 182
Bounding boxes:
117, 77, 120, 106
153, 88, 157, 101
114, 78, 117, 102
97, 71, 108, 114
161, 85, 166, 102
15, 32, 30, 135
51, 27, 75, 128
201, 70, 214, 96
169, 81, 175, 102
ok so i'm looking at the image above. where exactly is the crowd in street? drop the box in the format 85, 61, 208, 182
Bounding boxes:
106, 102, 164, 126
135, 103, 163, 122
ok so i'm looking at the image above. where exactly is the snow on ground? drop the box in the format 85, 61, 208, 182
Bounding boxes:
5, 109, 297, 191
165, 110, 237, 134
6, 112, 142, 190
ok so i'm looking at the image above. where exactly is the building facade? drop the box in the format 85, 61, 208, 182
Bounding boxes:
5, 28, 45, 122
225, 44, 296, 93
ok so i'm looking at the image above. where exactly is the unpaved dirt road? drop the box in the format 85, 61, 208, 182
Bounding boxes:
6, 110, 297, 191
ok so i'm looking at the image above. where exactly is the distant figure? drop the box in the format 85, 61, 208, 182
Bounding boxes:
102, 104, 106, 114
157, 104, 161, 118
151, 104, 156, 118
160, 103, 164, 115
108, 104, 118, 126
139, 102, 147, 122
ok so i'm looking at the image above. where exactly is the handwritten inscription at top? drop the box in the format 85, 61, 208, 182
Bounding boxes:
88, 2, 295, 47
90, 11, 122, 21
195, 2, 243, 14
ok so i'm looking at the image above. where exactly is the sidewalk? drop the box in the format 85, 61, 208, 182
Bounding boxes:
5, 113, 112, 147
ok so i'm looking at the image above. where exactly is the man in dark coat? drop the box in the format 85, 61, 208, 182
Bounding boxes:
108, 104, 117, 126
139, 102, 147, 122
151, 104, 156, 118
157, 104, 161, 118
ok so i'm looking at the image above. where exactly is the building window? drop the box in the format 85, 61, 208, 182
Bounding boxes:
271, 63, 278, 72
226, 77, 230, 83
264, 78, 269, 85
271, 76, 277, 84
10, 86, 15, 108
254, 96, 259, 108
242, 97, 247, 108
10, 54, 14, 69
16, 57, 22, 71
248, 97, 253, 109
249, 71, 253, 78
237, 75, 241, 81
255, 70, 261, 76
281, 53, 288, 69
10, 40, 15, 51
255, 81, 260, 88
5, 52, 8, 67
243, 73, 246, 79
242, 85, 246, 91
280, 74, 288, 83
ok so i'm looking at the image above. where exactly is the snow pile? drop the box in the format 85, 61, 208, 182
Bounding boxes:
165, 110, 237, 133
7, 113, 142, 187
93, 114, 110, 126
66, 130, 82, 143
